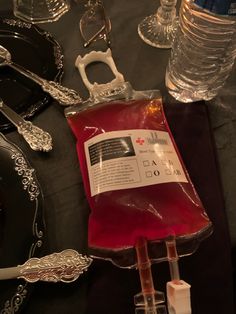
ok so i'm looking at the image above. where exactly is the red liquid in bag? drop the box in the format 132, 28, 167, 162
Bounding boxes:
68, 98, 212, 251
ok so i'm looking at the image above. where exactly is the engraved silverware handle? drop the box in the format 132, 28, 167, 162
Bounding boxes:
0, 99, 53, 152
8, 62, 82, 106
0, 249, 93, 283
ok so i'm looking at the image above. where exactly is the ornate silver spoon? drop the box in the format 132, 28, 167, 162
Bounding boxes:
0, 249, 93, 283
0, 45, 82, 106
0, 99, 52, 152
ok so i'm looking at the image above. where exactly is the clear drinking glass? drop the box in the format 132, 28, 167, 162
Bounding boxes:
13, 0, 70, 24
138, 0, 178, 49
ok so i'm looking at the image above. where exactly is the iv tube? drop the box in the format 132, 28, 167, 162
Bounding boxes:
166, 238, 180, 283
165, 238, 192, 314
134, 237, 167, 314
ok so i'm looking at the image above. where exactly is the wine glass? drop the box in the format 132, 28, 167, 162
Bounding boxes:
13, 0, 70, 24
138, 0, 178, 49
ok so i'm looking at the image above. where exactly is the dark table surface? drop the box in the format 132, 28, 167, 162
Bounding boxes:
0, 1, 236, 313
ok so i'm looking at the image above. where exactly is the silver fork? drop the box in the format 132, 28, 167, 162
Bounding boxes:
0, 99, 52, 152
0, 44, 82, 106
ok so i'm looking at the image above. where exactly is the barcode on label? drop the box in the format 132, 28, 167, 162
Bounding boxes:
147, 139, 168, 145
146, 132, 168, 145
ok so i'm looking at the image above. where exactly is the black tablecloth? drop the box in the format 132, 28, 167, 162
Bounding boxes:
0, 1, 235, 313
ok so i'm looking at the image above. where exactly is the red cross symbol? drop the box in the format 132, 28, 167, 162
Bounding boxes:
136, 137, 145, 145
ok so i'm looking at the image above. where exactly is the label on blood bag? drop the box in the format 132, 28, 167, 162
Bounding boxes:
84, 129, 188, 196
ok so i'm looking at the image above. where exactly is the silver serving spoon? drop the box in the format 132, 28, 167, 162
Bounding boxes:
0, 45, 82, 106
0, 99, 52, 152
0, 249, 92, 283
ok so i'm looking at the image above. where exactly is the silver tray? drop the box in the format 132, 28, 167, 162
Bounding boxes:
0, 13, 63, 131
0, 133, 45, 313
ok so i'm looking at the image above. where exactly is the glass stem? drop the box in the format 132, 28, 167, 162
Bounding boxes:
156, 0, 177, 25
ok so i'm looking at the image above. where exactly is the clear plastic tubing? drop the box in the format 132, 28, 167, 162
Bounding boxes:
165, 0, 236, 103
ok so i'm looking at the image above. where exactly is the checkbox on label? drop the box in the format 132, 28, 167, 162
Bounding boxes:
145, 171, 152, 178
143, 160, 150, 167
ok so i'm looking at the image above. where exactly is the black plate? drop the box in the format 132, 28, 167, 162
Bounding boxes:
0, 14, 63, 132
0, 133, 45, 313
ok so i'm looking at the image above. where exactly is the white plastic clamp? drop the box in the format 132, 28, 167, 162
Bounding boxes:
167, 280, 191, 314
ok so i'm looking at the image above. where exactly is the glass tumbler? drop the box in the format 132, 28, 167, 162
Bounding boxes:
13, 0, 70, 24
